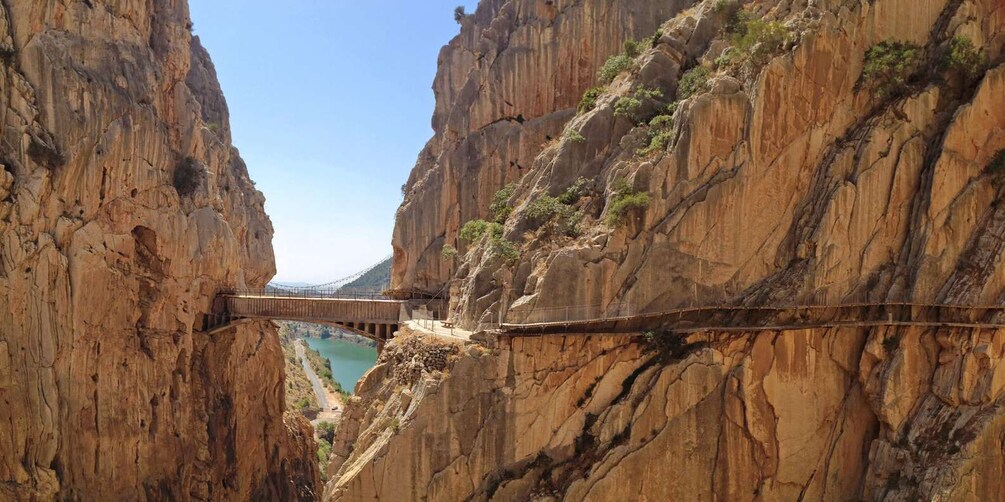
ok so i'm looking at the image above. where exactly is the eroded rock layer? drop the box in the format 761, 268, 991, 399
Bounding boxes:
326, 327, 1005, 501
0, 1, 317, 499
396, 0, 1005, 329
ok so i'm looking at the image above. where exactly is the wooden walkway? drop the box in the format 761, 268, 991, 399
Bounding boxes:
500, 303, 1005, 336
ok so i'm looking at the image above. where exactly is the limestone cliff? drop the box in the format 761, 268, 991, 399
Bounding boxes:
392, 0, 689, 295
350, 0, 1005, 499
326, 326, 1005, 500
0, 1, 317, 499
395, 0, 1004, 328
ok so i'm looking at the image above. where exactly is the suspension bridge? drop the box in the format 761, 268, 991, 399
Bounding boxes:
203, 256, 446, 351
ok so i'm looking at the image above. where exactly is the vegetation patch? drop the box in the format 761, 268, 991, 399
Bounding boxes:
557, 177, 592, 205
460, 219, 502, 242
650, 29, 664, 48
677, 65, 711, 100
604, 178, 650, 226
578, 86, 605, 113
563, 128, 586, 143
526, 195, 582, 237
441, 244, 458, 260
454, 5, 467, 23
304, 345, 352, 400
490, 183, 517, 223
859, 40, 922, 99
613, 87, 665, 124
172, 157, 204, 197
599, 54, 634, 84
623, 38, 643, 58
317, 437, 332, 465
942, 36, 986, 79
459, 218, 519, 262
636, 109, 676, 157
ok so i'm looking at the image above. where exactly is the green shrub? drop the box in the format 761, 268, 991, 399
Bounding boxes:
294, 397, 313, 410
490, 183, 517, 223
172, 157, 203, 197
557, 177, 591, 205
526, 194, 582, 237
316, 421, 336, 443
563, 128, 586, 143
860, 40, 922, 99
731, 18, 789, 68
715, 47, 738, 68
623, 38, 643, 58
317, 437, 332, 464
459, 220, 488, 242
605, 179, 651, 225
714, 0, 749, 34
943, 35, 985, 78
636, 112, 675, 156
651, 29, 664, 48
614, 87, 665, 123
613, 96, 642, 119
526, 196, 564, 224
441, 244, 458, 260
489, 236, 520, 263
578, 86, 604, 113
637, 129, 674, 157
677, 65, 711, 100
599, 54, 633, 84
454, 6, 467, 23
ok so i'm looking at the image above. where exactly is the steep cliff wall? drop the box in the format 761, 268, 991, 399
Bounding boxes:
0, 1, 317, 499
398, 0, 1004, 328
359, 0, 1005, 499
392, 0, 690, 295
325, 327, 1005, 500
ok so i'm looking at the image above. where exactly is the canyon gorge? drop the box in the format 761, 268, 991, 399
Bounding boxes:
2, 0, 1004, 500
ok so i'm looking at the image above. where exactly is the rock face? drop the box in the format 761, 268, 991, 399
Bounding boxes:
395, 0, 1005, 328
0, 1, 317, 499
359, 0, 1005, 499
326, 327, 1005, 500
392, 0, 689, 295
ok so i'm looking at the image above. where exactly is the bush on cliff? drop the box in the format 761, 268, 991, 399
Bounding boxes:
942, 36, 986, 79
490, 183, 517, 223
604, 178, 650, 226
860, 40, 921, 99
599, 54, 633, 84
578, 86, 605, 113
677, 65, 711, 100
172, 157, 204, 197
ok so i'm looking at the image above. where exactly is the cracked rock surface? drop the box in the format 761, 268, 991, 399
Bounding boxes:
0, 1, 317, 499
393, 0, 1005, 330
325, 326, 1005, 501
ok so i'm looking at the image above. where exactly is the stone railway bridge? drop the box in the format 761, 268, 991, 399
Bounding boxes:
205, 290, 445, 351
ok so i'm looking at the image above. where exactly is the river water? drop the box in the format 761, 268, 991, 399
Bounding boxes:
303, 337, 378, 393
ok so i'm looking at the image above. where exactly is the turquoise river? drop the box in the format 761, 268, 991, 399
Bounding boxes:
304, 337, 379, 393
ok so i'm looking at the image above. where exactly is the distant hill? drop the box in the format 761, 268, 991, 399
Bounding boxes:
338, 257, 391, 294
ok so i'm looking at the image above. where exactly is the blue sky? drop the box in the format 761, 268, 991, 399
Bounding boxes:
189, 0, 478, 283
